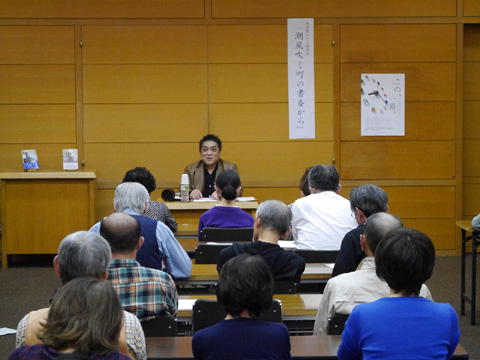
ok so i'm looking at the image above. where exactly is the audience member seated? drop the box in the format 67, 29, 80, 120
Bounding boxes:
123, 167, 178, 233
332, 184, 389, 277
90, 182, 192, 279
292, 164, 357, 250
198, 169, 254, 239
192, 254, 291, 360
472, 213, 480, 230
100, 212, 178, 321
284, 166, 312, 241
337, 228, 460, 360
217, 200, 305, 284
314, 213, 432, 335
184, 134, 240, 200
15, 231, 145, 360
10, 278, 131, 360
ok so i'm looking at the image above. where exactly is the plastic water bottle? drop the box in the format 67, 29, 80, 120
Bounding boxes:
180, 174, 189, 203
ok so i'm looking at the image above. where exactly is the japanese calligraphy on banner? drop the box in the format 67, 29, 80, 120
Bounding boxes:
288, 18, 315, 139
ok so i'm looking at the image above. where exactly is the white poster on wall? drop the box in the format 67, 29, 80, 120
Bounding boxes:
361, 73, 405, 136
288, 18, 315, 139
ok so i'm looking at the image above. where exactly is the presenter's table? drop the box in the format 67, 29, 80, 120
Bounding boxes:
457, 220, 480, 324
146, 336, 469, 360
0, 172, 96, 269
162, 200, 258, 237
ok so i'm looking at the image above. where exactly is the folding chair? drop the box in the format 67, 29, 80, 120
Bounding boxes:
294, 250, 339, 263
273, 280, 297, 294
195, 244, 230, 264
199, 227, 254, 242
327, 313, 349, 335
140, 314, 178, 337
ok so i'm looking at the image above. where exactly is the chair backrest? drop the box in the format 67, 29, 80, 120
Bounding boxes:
327, 313, 349, 335
141, 314, 178, 337
199, 227, 254, 242
191, 299, 283, 334
273, 280, 297, 294
294, 249, 339, 263
195, 244, 230, 264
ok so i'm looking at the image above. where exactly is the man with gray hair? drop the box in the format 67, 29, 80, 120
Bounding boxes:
292, 164, 357, 250
217, 200, 305, 284
15, 231, 146, 360
332, 184, 389, 277
90, 182, 192, 279
313, 213, 432, 335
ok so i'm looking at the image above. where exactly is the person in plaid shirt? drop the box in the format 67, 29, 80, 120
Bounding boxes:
100, 212, 178, 321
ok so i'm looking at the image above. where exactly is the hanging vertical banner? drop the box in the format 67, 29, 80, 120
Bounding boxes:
361, 73, 405, 136
288, 18, 315, 139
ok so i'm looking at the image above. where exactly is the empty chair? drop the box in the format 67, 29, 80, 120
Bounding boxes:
328, 313, 349, 335
273, 280, 297, 294
192, 299, 283, 334
195, 244, 230, 264
199, 227, 254, 242
294, 249, 339, 263
141, 314, 178, 337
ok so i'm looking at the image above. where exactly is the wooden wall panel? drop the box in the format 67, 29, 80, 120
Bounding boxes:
243, 187, 301, 206
464, 0, 480, 17
341, 102, 455, 141
208, 25, 333, 64
463, 182, 480, 217
340, 25, 456, 63
209, 64, 332, 103
0, 0, 205, 19
85, 143, 197, 187
84, 104, 208, 143
0, 105, 76, 144
0, 144, 77, 172
463, 139, 480, 177
82, 26, 207, 64
97, 189, 115, 222
225, 142, 333, 187
464, 62, 480, 100
341, 63, 456, 102
210, 103, 333, 142
0, 26, 74, 64
402, 219, 455, 250
463, 102, 480, 138
0, 65, 75, 104
341, 141, 455, 180
211, 0, 456, 18
83, 65, 208, 104
464, 26, 480, 61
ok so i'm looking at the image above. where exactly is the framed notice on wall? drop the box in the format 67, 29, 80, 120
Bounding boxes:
361, 73, 405, 136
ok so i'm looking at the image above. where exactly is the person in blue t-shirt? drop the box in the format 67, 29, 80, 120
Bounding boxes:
338, 227, 460, 360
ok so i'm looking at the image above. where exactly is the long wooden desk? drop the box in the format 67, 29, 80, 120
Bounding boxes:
456, 220, 479, 325
175, 263, 332, 286
163, 200, 258, 237
0, 172, 96, 269
146, 336, 469, 360
178, 293, 322, 320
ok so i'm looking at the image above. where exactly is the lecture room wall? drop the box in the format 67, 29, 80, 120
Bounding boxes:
1, 0, 479, 254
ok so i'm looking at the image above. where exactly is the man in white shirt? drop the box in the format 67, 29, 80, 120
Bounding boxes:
313, 212, 432, 335
292, 164, 357, 250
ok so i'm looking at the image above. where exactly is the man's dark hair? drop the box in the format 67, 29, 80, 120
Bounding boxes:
100, 213, 141, 254
123, 167, 156, 194
217, 254, 273, 318
215, 169, 240, 201
199, 134, 222, 152
299, 166, 313, 196
350, 184, 388, 218
307, 164, 339, 192
375, 227, 435, 297
364, 212, 403, 254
